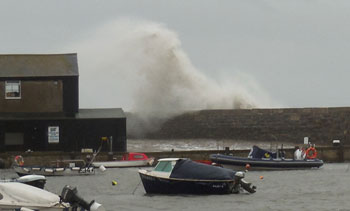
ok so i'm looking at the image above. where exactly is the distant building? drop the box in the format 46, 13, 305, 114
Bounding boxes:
0, 54, 126, 152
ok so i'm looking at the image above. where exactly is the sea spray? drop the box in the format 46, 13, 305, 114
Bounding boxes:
65, 18, 273, 136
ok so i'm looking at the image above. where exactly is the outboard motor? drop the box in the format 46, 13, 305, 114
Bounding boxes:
61, 185, 104, 211
232, 171, 257, 194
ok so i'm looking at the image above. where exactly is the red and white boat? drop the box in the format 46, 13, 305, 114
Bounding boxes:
92, 152, 154, 168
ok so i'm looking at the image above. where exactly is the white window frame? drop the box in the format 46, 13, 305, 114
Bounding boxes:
5, 80, 21, 99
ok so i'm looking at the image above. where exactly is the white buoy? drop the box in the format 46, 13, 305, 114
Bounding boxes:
99, 165, 106, 172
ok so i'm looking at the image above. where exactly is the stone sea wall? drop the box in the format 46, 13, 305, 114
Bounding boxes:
144, 107, 350, 145
1, 145, 349, 168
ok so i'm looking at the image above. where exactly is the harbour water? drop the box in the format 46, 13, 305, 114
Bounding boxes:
1, 140, 349, 210
1, 163, 350, 211
127, 139, 300, 152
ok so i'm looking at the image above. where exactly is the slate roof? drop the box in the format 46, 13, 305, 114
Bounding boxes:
0, 53, 79, 78
0, 108, 126, 120
76, 108, 126, 119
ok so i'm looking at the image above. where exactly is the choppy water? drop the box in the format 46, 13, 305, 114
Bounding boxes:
127, 139, 300, 152
1, 163, 350, 211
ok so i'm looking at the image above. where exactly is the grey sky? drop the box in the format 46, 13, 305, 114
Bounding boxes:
1, 1, 350, 109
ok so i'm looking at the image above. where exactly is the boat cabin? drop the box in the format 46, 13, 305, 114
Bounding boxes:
122, 152, 149, 161
150, 158, 179, 177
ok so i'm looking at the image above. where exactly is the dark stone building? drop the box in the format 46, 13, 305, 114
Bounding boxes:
0, 54, 126, 152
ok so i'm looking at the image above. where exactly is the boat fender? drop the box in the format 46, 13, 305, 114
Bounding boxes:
71, 167, 80, 171
55, 168, 65, 172
15, 155, 24, 166
305, 147, 317, 159
32, 167, 41, 171
44, 168, 54, 173
23, 167, 31, 172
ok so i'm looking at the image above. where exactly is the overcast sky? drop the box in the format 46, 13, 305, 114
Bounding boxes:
1, 1, 350, 110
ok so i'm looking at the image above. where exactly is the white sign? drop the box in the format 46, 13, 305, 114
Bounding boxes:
48, 126, 59, 144
304, 137, 309, 145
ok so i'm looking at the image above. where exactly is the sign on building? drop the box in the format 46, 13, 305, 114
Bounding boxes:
48, 126, 59, 144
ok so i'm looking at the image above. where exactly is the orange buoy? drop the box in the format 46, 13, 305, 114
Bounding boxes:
259, 176, 264, 179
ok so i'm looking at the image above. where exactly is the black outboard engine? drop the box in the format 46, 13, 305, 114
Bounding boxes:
61, 185, 104, 211
232, 171, 257, 194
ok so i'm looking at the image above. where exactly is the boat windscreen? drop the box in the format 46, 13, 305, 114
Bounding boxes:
170, 159, 236, 180
248, 145, 277, 159
154, 161, 173, 172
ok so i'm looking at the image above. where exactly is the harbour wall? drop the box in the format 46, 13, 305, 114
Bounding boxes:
140, 107, 350, 145
0, 145, 349, 168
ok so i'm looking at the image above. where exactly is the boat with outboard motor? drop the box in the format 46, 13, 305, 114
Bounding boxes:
139, 158, 256, 194
92, 152, 154, 168
13, 156, 102, 176
0, 175, 46, 189
210, 145, 324, 171
0, 183, 104, 211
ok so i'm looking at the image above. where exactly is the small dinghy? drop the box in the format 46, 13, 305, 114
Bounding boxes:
0, 175, 46, 189
92, 152, 154, 168
14, 165, 96, 177
13, 156, 98, 177
139, 158, 256, 194
210, 145, 324, 171
0, 183, 104, 211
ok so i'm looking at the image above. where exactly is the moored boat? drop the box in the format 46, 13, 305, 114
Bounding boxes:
92, 152, 154, 168
0, 175, 46, 189
0, 183, 104, 211
139, 158, 256, 194
13, 165, 96, 177
210, 145, 324, 171
13, 156, 98, 176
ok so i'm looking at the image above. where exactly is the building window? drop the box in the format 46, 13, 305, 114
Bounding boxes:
5, 133, 24, 145
5, 80, 21, 99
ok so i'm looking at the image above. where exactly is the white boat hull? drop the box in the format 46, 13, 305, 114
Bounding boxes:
14, 166, 95, 176
0, 183, 105, 211
93, 159, 151, 168
0, 183, 69, 211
